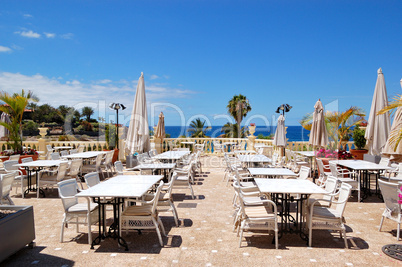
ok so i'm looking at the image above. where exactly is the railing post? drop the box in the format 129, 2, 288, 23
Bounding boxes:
247, 125, 256, 151
118, 126, 125, 161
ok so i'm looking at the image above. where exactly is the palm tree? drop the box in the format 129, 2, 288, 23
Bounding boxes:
227, 94, 251, 138
377, 94, 402, 151
187, 118, 211, 138
300, 106, 365, 150
0, 89, 39, 152
81, 106, 94, 121
220, 122, 248, 138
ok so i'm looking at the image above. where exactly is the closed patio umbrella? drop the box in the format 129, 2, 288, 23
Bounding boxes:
125, 72, 151, 154
308, 99, 328, 148
382, 80, 402, 159
0, 112, 10, 139
154, 112, 165, 139
274, 114, 286, 147
365, 68, 391, 155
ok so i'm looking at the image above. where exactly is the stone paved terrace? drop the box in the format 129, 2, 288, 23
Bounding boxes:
2, 155, 401, 266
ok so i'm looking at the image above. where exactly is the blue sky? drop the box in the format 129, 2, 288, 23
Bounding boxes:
1, 0, 402, 128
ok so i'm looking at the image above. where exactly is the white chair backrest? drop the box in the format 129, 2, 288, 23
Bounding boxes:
60, 150, 69, 157
328, 162, 339, 177
46, 144, 53, 152
56, 162, 69, 182
149, 149, 157, 157
21, 157, 33, 163
68, 159, 82, 176
298, 166, 310, 180
9, 154, 20, 161
105, 151, 114, 164
1, 172, 15, 199
316, 158, 326, 175
77, 145, 85, 153
69, 149, 78, 154
3, 160, 20, 172
51, 152, 61, 160
334, 183, 352, 215
58, 179, 79, 211
84, 172, 101, 188
114, 161, 124, 174
322, 175, 339, 202
378, 179, 402, 216
150, 181, 164, 214
95, 154, 103, 167
396, 163, 402, 178
379, 157, 391, 167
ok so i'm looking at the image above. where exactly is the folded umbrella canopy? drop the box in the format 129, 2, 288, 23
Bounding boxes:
0, 112, 10, 139
154, 112, 165, 139
308, 99, 328, 148
274, 114, 286, 147
125, 72, 151, 154
365, 68, 391, 155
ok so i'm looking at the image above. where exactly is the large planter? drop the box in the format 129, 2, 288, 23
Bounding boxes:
350, 149, 368, 160
0, 205, 35, 262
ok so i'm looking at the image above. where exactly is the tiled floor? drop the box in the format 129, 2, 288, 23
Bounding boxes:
2, 155, 402, 266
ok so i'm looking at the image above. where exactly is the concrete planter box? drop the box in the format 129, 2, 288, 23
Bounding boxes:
0, 206, 35, 263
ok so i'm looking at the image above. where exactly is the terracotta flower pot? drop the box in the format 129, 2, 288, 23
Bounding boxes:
350, 149, 368, 160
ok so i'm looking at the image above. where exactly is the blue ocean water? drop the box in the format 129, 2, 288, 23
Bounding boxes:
158, 126, 310, 142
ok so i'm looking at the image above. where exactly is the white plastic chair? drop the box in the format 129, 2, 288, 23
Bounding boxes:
174, 161, 195, 199
307, 182, 352, 248
329, 162, 360, 202
144, 173, 179, 226
9, 154, 20, 161
119, 181, 166, 246
378, 179, 402, 241
0, 172, 15, 205
213, 141, 224, 154
316, 158, 331, 186
58, 179, 99, 244
3, 160, 27, 198
82, 154, 104, 179
50, 152, 61, 160
84, 172, 101, 188
237, 189, 279, 249
114, 161, 138, 175
37, 161, 69, 198
66, 159, 83, 188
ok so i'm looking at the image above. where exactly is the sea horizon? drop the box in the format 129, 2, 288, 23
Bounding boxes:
152, 125, 310, 142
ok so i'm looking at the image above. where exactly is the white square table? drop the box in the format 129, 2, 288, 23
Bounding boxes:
76, 175, 163, 250
134, 163, 176, 180
248, 167, 297, 178
332, 159, 392, 200
152, 151, 190, 163
62, 151, 106, 160
237, 154, 272, 167
14, 160, 63, 197
255, 178, 328, 241
295, 151, 316, 179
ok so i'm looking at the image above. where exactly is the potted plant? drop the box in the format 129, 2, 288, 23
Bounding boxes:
350, 125, 368, 160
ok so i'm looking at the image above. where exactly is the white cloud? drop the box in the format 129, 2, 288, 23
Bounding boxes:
0, 72, 197, 116
150, 74, 159, 80
60, 33, 74, 39
23, 14, 33, 18
15, 30, 41, 38
0, 46, 12, 52
98, 79, 112, 84
44, 32, 56, 38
